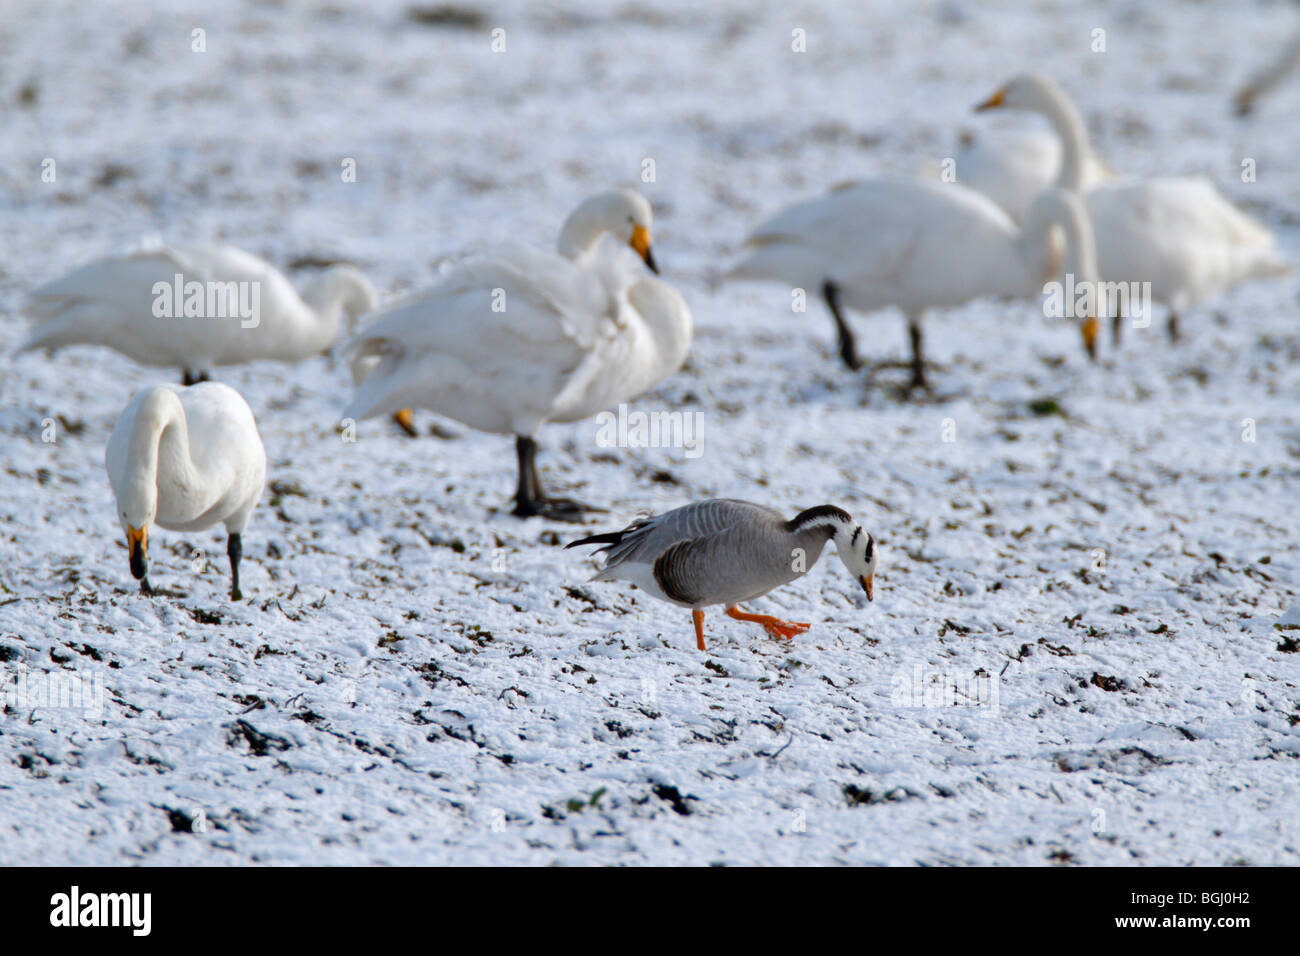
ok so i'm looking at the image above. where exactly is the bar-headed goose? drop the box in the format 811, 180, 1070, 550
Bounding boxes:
20, 242, 376, 385
567, 499, 877, 651
106, 382, 267, 599
345, 189, 692, 521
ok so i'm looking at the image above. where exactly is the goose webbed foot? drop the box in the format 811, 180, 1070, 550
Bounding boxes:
725, 605, 810, 642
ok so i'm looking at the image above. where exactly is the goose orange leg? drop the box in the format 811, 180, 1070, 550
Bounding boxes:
725, 605, 810, 641
693, 609, 707, 651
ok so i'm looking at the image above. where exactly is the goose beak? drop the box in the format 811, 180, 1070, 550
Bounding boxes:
1082, 316, 1099, 361
860, 574, 874, 601
630, 224, 658, 274
974, 88, 1005, 112
127, 525, 149, 580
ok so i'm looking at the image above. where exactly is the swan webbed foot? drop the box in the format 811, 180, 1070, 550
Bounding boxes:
181, 369, 211, 387
512, 495, 602, 523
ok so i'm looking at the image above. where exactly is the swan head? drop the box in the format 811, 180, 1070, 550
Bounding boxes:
557, 189, 658, 274
302, 265, 378, 340
975, 73, 1065, 115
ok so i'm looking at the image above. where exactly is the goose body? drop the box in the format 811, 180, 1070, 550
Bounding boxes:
21, 242, 376, 383
978, 73, 1289, 345
345, 189, 691, 520
106, 382, 267, 598
729, 178, 1100, 383
567, 499, 877, 650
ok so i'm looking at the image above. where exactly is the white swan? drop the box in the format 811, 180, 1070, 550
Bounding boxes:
729, 179, 1101, 387
950, 124, 1112, 224
20, 242, 377, 384
977, 73, 1289, 345
345, 189, 692, 520
106, 382, 267, 598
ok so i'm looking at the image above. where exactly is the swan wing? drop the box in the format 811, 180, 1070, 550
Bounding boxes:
344, 246, 615, 436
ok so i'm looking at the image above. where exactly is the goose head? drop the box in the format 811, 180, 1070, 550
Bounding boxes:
557, 189, 658, 273
832, 519, 878, 601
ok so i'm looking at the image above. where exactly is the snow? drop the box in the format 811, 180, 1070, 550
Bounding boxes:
1, 0, 1298, 865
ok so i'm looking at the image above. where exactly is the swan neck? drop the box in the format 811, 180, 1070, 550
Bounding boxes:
1042, 87, 1090, 191
128, 391, 196, 513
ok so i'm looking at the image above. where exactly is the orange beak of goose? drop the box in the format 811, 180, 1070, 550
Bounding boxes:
974, 88, 1005, 112
127, 525, 148, 580
860, 574, 874, 601
630, 224, 658, 274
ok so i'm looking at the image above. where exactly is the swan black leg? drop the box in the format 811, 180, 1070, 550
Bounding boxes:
822, 281, 861, 371
1167, 311, 1180, 343
511, 436, 595, 522
182, 369, 211, 386
907, 318, 927, 391
1111, 311, 1123, 346
227, 533, 243, 600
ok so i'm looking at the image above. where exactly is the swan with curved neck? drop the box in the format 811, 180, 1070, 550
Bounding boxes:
978, 73, 1289, 348
345, 188, 691, 521
20, 243, 377, 385
729, 177, 1101, 385
106, 382, 267, 598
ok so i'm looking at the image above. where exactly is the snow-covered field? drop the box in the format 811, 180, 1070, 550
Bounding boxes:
1, 0, 1298, 865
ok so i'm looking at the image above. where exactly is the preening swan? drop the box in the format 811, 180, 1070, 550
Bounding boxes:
21, 242, 376, 384
977, 73, 1289, 347
729, 179, 1100, 387
345, 189, 692, 521
106, 382, 267, 599
950, 123, 1111, 224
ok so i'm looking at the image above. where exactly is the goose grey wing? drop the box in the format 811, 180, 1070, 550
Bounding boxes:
651, 523, 785, 608
601, 498, 782, 568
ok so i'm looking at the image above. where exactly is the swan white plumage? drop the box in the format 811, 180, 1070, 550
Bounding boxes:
344, 189, 692, 520
729, 178, 1101, 387
977, 73, 1289, 346
20, 242, 377, 384
950, 124, 1112, 224
106, 382, 267, 598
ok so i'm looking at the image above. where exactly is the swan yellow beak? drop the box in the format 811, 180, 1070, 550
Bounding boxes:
393, 408, 417, 438
630, 224, 658, 274
861, 574, 874, 601
975, 88, 1005, 111
1082, 316, 1099, 360
127, 525, 149, 580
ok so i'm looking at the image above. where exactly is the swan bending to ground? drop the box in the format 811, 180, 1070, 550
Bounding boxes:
345, 189, 691, 521
567, 500, 877, 651
729, 179, 1100, 387
106, 382, 267, 598
977, 73, 1288, 346
950, 124, 1111, 224
21, 242, 376, 384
